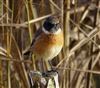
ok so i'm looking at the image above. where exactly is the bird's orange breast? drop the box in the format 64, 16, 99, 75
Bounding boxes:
31, 31, 63, 57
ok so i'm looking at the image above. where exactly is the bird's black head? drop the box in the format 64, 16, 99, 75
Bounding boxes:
43, 16, 61, 34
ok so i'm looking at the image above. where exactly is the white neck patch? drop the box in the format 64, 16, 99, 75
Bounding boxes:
42, 27, 61, 35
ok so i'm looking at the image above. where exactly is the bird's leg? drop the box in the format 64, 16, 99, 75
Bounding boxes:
45, 60, 52, 71
41, 59, 47, 72
49, 60, 57, 72
45, 60, 57, 71
48, 60, 53, 70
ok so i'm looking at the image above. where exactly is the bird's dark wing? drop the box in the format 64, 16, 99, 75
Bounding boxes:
31, 27, 43, 47
24, 28, 43, 55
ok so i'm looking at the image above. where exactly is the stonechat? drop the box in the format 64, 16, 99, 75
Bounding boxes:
24, 16, 64, 70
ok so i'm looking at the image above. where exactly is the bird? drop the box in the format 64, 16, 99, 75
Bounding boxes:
24, 16, 64, 70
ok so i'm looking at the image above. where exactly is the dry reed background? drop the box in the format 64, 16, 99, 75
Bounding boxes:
0, 0, 100, 88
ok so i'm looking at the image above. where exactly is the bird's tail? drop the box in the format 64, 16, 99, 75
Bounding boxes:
23, 46, 31, 56
23, 50, 30, 55
23, 49, 31, 60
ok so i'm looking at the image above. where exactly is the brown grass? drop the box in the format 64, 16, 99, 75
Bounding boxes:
0, 0, 100, 88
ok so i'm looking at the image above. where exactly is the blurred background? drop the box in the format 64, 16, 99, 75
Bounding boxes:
0, 0, 100, 88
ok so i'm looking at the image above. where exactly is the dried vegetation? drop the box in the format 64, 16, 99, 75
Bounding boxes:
0, 0, 100, 88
